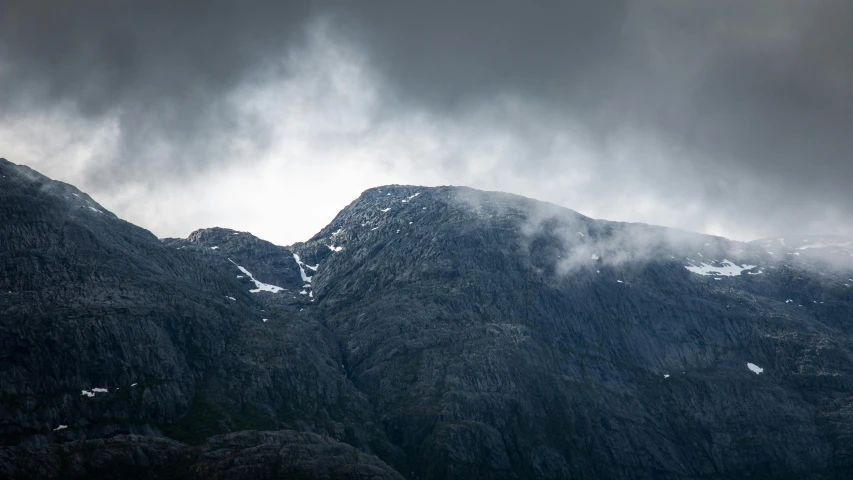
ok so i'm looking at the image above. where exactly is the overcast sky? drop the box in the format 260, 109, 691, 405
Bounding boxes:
2, 1, 851, 245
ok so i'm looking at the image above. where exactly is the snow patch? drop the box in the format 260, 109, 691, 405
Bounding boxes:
380, 207, 391, 212
228, 259, 285, 293
747, 363, 764, 374
226, 296, 236, 301
262, 318, 268, 323
327, 245, 343, 252
684, 259, 757, 277
53, 425, 68, 431
590, 254, 599, 260
211, 246, 219, 250
87, 206, 102, 213
663, 374, 670, 379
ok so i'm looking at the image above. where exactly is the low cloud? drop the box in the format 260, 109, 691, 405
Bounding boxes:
1, 1, 851, 245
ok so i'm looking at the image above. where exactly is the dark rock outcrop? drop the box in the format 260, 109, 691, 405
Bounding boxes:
0, 158, 248, 442
0, 430, 404, 480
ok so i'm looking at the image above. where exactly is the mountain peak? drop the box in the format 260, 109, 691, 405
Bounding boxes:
0, 158, 116, 219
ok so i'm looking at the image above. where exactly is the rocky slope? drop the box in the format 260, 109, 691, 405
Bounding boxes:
0, 158, 401, 477
2, 158, 853, 479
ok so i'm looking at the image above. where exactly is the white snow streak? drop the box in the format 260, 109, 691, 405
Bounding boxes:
293, 254, 313, 283
228, 258, 285, 293
81, 388, 107, 397
797, 240, 853, 250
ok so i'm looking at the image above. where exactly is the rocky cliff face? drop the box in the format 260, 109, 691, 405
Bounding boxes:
2, 158, 852, 479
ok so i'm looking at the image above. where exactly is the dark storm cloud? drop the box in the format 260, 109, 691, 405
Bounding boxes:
1, 0, 851, 238
1, 0, 319, 184
340, 1, 853, 234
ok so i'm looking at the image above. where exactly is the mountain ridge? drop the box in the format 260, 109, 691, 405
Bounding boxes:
2, 158, 853, 479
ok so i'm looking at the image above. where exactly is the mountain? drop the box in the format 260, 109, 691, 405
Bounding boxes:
2, 157, 853, 479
